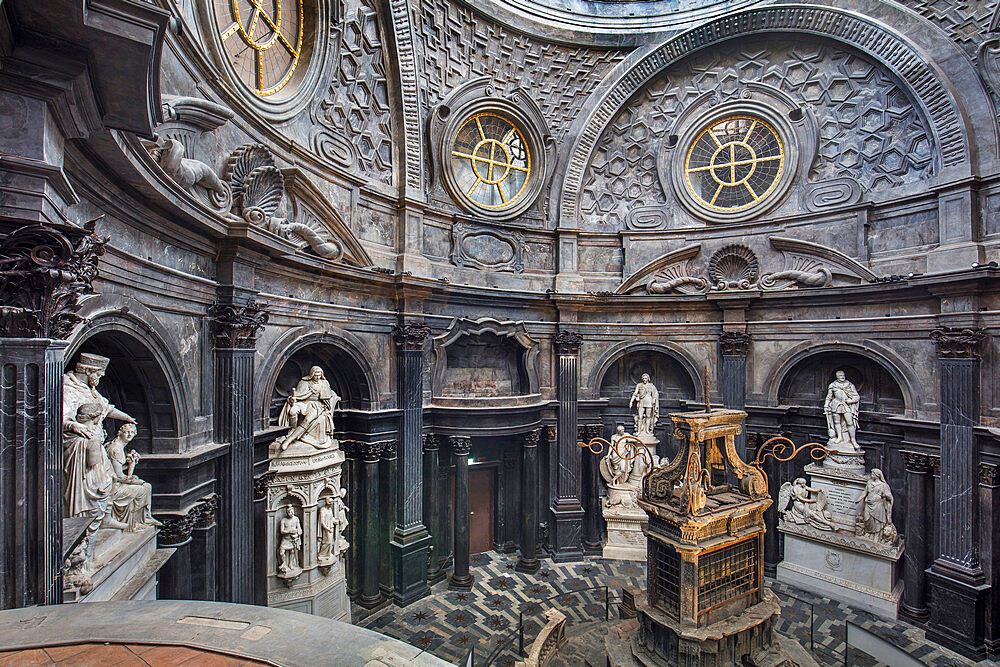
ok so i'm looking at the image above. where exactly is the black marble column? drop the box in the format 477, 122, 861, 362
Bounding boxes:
391, 324, 433, 605
379, 440, 398, 599
900, 451, 932, 622
343, 442, 361, 599
718, 332, 750, 459
210, 294, 267, 604
581, 424, 604, 555
423, 435, 446, 583
441, 459, 455, 572
156, 513, 194, 600
926, 327, 989, 660
449, 436, 474, 591
517, 429, 541, 573
551, 330, 584, 562
980, 463, 1000, 656
0, 222, 105, 609
358, 442, 385, 608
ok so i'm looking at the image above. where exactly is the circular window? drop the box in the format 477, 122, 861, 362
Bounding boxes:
199, 0, 329, 121
685, 116, 785, 212
449, 113, 532, 211
213, 0, 303, 97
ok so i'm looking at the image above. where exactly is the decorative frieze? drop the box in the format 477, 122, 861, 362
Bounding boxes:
0, 221, 106, 339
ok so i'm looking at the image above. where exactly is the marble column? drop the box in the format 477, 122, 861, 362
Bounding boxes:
551, 330, 584, 562
156, 513, 194, 600
210, 293, 267, 604
581, 424, 604, 555
926, 327, 989, 660
358, 442, 384, 608
423, 435, 446, 583
379, 440, 398, 599
517, 429, 541, 573
449, 436, 474, 591
900, 451, 932, 622
342, 442, 361, 599
980, 463, 1000, 655
0, 222, 105, 609
391, 324, 433, 605
719, 332, 750, 459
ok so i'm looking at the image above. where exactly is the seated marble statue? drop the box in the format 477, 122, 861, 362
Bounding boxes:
601, 425, 635, 486
105, 423, 162, 531
274, 366, 341, 453
778, 477, 836, 531
63, 402, 125, 529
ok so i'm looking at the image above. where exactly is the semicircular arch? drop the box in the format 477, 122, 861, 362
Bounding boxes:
586, 341, 702, 402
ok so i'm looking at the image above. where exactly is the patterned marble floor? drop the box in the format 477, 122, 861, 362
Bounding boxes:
358, 551, 989, 666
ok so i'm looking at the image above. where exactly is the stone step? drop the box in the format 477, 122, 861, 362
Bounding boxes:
111, 547, 174, 601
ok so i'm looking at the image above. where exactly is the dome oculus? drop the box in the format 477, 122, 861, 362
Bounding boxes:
684, 116, 784, 213
213, 0, 304, 97
449, 112, 531, 211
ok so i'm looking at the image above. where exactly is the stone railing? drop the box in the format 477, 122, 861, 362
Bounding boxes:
515, 608, 567, 667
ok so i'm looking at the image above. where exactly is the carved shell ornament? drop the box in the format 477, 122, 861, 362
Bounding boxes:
708, 245, 759, 290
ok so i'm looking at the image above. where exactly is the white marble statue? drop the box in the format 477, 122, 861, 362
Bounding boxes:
778, 477, 836, 531
277, 505, 303, 577
629, 373, 659, 437
274, 366, 341, 453
824, 370, 861, 453
318, 489, 349, 566
63, 402, 124, 529
854, 469, 897, 544
601, 425, 635, 486
63, 353, 136, 454
105, 423, 162, 531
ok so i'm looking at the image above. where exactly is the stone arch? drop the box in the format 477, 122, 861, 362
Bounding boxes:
256, 327, 382, 427
586, 341, 702, 402
762, 341, 921, 417
67, 298, 191, 452
557, 2, 992, 226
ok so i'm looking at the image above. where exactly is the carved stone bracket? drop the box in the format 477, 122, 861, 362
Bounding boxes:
719, 332, 751, 357
930, 326, 987, 359
209, 299, 268, 348
554, 330, 583, 356
0, 221, 107, 339
394, 323, 431, 351
449, 435, 472, 457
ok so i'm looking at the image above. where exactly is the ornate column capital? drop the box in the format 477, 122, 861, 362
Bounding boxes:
394, 323, 431, 350
422, 434, 441, 452
253, 472, 275, 501
158, 512, 196, 547
929, 326, 987, 359
360, 441, 383, 463
579, 424, 603, 441
378, 440, 398, 460
0, 221, 107, 338
719, 331, 751, 356
554, 330, 583, 355
209, 299, 268, 348
191, 494, 220, 529
449, 435, 472, 457
980, 462, 999, 487
901, 450, 933, 474
522, 429, 540, 448
547, 426, 557, 442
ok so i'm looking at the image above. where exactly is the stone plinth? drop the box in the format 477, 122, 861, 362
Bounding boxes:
64, 527, 173, 603
266, 446, 350, 622
777, 521, 903, 618
602, 497, 647, 561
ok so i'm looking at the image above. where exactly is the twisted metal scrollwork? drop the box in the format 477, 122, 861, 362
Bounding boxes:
750, 436, 830, 486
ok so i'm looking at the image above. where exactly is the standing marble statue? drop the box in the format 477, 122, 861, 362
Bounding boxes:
277, 505, 303, 577
854, 469, 896, 543
824, 370, 861, 453
629, 373, 659, 437
274, 366, 341, 452
317, 489, 349, 566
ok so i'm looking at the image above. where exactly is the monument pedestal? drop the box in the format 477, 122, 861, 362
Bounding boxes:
777, 463, 903, 619
64, 527, 173, 603
265, 445, 350, 622
602, 496, 647, 561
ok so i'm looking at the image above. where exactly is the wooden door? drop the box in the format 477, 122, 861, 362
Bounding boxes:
469, 467, 495, 554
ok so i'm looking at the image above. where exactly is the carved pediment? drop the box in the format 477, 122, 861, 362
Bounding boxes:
759, 237, 875, 289
615, 245, 707, 295
281, 168, 372, 268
